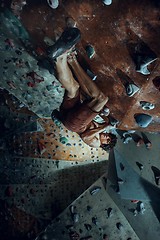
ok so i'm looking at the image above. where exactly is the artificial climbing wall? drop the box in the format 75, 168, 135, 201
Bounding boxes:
19, 0, 160, 132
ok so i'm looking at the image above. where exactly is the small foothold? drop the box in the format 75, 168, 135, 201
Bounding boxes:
37, 141, 46, 155
103, 0, 112, 5
70, 205, 75, 214
103, 234, 109, 240
118, 178, 124, 184
87, 206, 92, 212
92, 217, 98, 225
125, 83, 140, 97
90, 186, 101, 195
139, 202, 145, 214
136, 162, 144, 170
65, 224, 74, 230
107, 207, 113, 218
85, 45, 95, 59
120, 163, 125, 171
72, 213, 79, 223
69, 231, 80, 239
116, 222, 123, 230
46, 85, 55, 91
134, 113, 153, 128
84, 223, 92, 231
140, 101, 155, 110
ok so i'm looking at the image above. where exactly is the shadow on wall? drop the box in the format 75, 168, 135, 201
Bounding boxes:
140, 178, 160, 222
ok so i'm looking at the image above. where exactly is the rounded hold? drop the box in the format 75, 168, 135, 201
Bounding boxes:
140, 101, 155, 110
60, 136, 68, 144
134, 114, 153, 128
103, 0, 112, 5
126, 83, 139, 97
47, 0, 59, 9
85, 45, 95, 59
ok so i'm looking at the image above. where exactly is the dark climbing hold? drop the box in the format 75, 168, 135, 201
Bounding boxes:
85, 45, 95, 59
134, 114, 152, 128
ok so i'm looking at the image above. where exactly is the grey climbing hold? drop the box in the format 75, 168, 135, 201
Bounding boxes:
118, 178, 124, 184
126, 83, 140, 97
85, 45, 95, 59
116, 222, 123, 230
72, 213, 79, 223
134, 113, 152, 128
103, 0, 112, 5
90, 186, 101, 195
47, 0, 59, 9
107, 207, 113, 218
70, 205, 75, 214
140, 101, 155, 110
139, 202, 145, 214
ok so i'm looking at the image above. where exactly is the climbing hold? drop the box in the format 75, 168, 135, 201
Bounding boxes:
118, 178, 124, 184
87, 206, 92, 212
60, 136, 68, 144
139, 202, 146, 214
135, 53, 157, 75
70, 205, 75, 214
136, 162, 144, 171
84, 224, 92, 231
134, 113, 152, 128
125, 83, 140, 97
140, 101, 155, 110
85, 45, 95, 59
72, 213, 79, 223
103, 0, 112, 5
47, 0, 59, 9
107, 207, 113, 218
116, 222, 123, 230
90, 186, 101, 195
